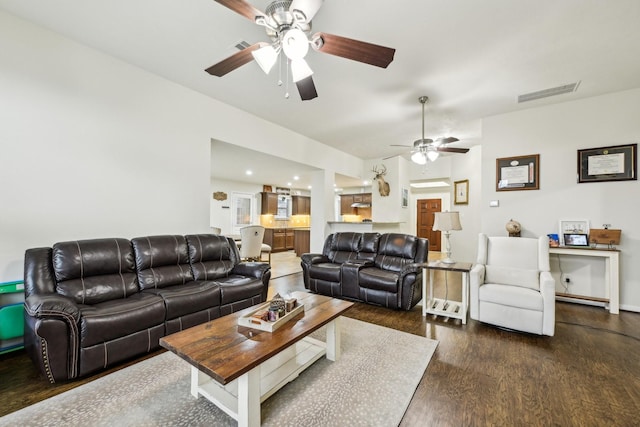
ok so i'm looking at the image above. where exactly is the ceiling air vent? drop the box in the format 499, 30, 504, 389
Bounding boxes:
235, 40, 251, 51
517, 82, 580, 103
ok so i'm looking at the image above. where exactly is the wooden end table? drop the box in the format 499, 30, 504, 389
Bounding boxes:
421, 261, 473, 324
160, 292, 353, 427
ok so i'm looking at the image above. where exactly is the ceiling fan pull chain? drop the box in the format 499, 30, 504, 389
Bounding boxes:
284, 58, 290, 99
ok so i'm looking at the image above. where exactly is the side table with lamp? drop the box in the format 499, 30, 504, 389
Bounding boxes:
422, 211, 473, 323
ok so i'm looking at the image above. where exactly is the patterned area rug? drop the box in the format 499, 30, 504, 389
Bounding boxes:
1, 318, 437, 427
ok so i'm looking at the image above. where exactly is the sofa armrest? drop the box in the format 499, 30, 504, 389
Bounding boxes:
539, 271, 556, 336
24, 294, 80, 323
344, 259, 374, 268
300, 253, 329, 266
400, 262, 427, 276
469, 264, 485, 320
232, 261, 271, 279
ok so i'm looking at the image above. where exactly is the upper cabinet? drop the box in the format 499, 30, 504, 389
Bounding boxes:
292, 195, 311, 215
340, 193, 372, 215
261, 192, 278, 215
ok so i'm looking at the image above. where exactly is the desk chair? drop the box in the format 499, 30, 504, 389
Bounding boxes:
239, 226, 271, 264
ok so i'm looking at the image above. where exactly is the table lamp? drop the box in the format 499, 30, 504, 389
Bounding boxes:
433, 211, 462, 264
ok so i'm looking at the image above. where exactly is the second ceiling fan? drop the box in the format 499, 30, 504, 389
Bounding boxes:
390, 96, 469, 164
205, 0, 396, 100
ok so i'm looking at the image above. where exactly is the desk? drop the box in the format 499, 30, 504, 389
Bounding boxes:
549, 247, 620, 314
422, 261, 473, 324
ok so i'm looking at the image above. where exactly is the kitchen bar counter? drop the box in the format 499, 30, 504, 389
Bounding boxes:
327, 221, 405, 234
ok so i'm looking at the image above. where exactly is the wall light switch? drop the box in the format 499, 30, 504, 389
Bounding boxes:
489, 200, 499, 207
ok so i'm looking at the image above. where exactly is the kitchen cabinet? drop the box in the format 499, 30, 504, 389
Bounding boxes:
292, 196, 311, 215
340, 193, 372, 215
261, 192, 278, 215
294, 229, 310, 256
263, 228, 295, 252
340, 194, 355, 215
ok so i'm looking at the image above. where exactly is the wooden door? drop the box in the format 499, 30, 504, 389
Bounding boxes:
417, 199, 441, 252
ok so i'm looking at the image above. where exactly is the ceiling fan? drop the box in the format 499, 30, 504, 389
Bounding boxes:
205, 0, 396, 101
389, 96, 469, 164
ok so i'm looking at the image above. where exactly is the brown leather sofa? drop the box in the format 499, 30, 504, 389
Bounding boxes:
301, 232, 428, 310
23, 234, 270, 383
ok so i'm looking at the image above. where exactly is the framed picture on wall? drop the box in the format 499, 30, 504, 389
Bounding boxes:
401, 188, 409, 208
577, 143, 637, 183
454, 179, 469, 204
496, 154, 540, 191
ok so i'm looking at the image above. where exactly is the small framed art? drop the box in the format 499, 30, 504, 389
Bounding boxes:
454, 179, 469, 204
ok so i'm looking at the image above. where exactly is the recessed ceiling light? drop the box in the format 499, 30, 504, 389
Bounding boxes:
363, 180, 369, 185
287, 182, 292, 186
245, 170, 253, 175
293, 176, 299, 180
307, 185, 312, 189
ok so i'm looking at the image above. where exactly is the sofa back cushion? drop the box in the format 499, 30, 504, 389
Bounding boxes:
185, 234, 238, 280
358, 233, 380, 262
132, 235, 194, 290
374, 234, 422, 272
327, 233, 362, 264
52, 238, 139, 304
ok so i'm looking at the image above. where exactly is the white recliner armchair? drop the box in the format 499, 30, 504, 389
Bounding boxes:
470, 233, 555, 336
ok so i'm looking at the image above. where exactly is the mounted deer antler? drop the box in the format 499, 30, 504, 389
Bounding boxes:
372, 164, 390, 197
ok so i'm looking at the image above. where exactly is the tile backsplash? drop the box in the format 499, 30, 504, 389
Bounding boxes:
260, 214, 310, 228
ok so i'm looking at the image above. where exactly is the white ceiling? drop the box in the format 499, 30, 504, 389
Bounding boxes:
2, 0, 640, 186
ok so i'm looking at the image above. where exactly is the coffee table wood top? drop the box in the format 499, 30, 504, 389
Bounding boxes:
160, 292, 353, 385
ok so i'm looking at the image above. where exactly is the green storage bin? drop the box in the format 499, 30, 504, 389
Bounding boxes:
0, 303, 24, 340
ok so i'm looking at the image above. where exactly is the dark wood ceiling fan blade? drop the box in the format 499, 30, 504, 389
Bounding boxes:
436, 147, 469, 153
437, 137, 460, 144
296, 76, 318, 100
313, 32, 395, 68
213, 0, 265, 22
205, 42, 266, 76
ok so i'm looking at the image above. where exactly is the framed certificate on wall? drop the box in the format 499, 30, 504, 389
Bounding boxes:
496, 154, 540, 191
577, 143, 637, 183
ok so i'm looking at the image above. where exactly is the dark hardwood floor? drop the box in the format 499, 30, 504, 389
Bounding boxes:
2, 270, 639, 426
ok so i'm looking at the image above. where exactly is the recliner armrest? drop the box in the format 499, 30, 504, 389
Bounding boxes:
400, 262, 426, 276
24, 294, 80, 323
232, 262, 270, 279
300, 253, 329, 266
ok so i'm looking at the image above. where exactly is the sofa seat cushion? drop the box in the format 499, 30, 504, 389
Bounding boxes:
479, 283, 543, 311
143, 281, 221, 320
308, 263, 341, 283
217, 276, 265, 305
358, 268, 400, 293
79, 293, 166, 347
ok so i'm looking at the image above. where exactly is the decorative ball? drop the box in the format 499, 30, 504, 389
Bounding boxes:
506, 219, 522, 237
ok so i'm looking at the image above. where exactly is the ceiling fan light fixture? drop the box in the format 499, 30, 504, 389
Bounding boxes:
290, 58, 313, 82
426, 149, 440, 162
282, 28, 310, 60
411, 151, 427, 165
252, 44, 279, 74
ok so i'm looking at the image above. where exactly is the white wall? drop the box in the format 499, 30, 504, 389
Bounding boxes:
480, 89, 640, 311
209, 179, 263, 234
0, 11, 364, 281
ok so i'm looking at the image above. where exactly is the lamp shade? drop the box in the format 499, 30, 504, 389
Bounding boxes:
290, 58, 313, 82
426, 148, 440, 161
411, 151, 427, 165
252, 44, 278, 74
433, 211, 462, 231
282, 28, 310, 60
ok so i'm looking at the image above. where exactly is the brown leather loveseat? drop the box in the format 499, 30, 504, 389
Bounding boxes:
23, 234, 270, 383
301, 232, 428, 310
